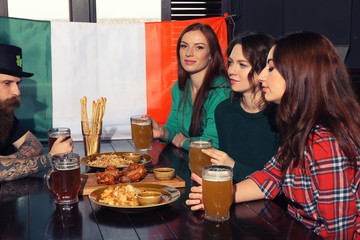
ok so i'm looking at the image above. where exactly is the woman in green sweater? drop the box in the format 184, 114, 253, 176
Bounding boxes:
203, 32, 280, 183
152, 23, 231, 151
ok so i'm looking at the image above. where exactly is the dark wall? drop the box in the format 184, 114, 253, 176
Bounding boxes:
346, 0, 360, 69
228, 0, 359, 69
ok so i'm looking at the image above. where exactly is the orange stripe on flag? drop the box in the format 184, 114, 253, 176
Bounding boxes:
145, 17, 228, 125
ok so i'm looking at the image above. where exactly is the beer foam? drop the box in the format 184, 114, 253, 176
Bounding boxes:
203, 170, 232, 181
133, 122, 151, 126
55, 165, 79, 171
190, 141, 212, 148
49, 132, 70, 138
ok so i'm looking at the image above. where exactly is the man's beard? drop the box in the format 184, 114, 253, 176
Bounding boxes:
0, 97, 21, 144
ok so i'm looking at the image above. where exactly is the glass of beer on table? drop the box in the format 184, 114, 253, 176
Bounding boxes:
130, 114, 153, 151
48, 128, 71, 151
189, 136, 213, 177
44, 153, 81, 205
202, 165, 233, 222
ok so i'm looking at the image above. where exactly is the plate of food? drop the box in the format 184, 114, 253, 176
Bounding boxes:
88, 182, 181, 211
81, 152, 152, 169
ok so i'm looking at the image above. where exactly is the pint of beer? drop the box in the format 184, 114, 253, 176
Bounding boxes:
48, 128, 71, 151
44, 153, 81, 205
130, 114, 153, 151
202, 165, 233, 222
189, 137, 213, 177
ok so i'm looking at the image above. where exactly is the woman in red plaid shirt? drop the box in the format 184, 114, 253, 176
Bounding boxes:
186, 31, 360, 239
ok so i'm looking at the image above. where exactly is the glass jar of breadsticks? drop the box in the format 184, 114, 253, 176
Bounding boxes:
80, 97, 107, 156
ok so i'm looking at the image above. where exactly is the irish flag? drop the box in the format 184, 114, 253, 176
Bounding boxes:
0, 16, 228, 141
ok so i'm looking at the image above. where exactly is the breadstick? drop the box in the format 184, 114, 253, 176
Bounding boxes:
80, 96, 106, 155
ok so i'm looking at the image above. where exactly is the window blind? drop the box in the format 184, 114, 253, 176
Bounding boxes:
166, 0, 223, 20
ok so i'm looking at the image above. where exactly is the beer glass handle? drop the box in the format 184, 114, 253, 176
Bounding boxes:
44, 169, 57, 199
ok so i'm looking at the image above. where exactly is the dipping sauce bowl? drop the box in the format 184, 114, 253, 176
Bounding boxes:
123, 152, 142, 163
153, 168, 175, 180
137, 191, 162, 205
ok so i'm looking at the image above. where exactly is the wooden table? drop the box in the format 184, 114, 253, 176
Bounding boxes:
0, 140, 323, 240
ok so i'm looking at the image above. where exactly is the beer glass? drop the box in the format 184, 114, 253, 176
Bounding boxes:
130, 114, 153, 151
44, 153, 81, 205
189, 137, 213, 177
202, 165, 233, 222
48, 128, 71, 151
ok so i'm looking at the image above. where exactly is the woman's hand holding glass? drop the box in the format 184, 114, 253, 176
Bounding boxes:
151, 119, 169, 141
185, 173, 205, 211
151, 119, 186, 148
202, 148, 235, 168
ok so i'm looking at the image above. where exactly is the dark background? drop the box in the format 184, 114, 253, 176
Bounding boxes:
224, 0, 359, 69
224, 0, 360, 93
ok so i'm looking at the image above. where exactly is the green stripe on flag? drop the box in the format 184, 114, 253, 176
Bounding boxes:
0, 17, 52, 141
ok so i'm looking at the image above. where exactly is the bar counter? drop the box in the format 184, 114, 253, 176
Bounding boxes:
0, 140, 323, 240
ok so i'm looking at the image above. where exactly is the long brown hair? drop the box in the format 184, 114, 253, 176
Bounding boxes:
274, 31, 360, 174
176, 23, 229, 137
226, 32, 274, 109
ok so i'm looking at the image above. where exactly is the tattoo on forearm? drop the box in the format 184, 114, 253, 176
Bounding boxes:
0, 153, 51, 182
14, 133, 43, 158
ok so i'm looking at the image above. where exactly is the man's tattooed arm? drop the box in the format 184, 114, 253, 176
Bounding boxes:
0, 153, 52, 182
0, 132, 50, 182
13, 132, 44, 158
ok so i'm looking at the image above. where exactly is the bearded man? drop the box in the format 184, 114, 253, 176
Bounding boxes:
0, 43, 73, 182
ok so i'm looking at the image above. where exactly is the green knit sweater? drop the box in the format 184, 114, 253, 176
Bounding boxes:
215, 98, 280, 183
163, 76, 231, 150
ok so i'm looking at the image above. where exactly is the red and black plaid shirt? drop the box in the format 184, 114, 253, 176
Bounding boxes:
250, 125, 360, 239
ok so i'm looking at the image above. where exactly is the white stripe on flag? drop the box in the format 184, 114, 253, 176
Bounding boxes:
51, 22, 147, 141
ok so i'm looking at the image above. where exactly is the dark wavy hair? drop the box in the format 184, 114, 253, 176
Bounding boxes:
226, 32, 274, 109
176, 23, 229, 137
274, 31, 360, 174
